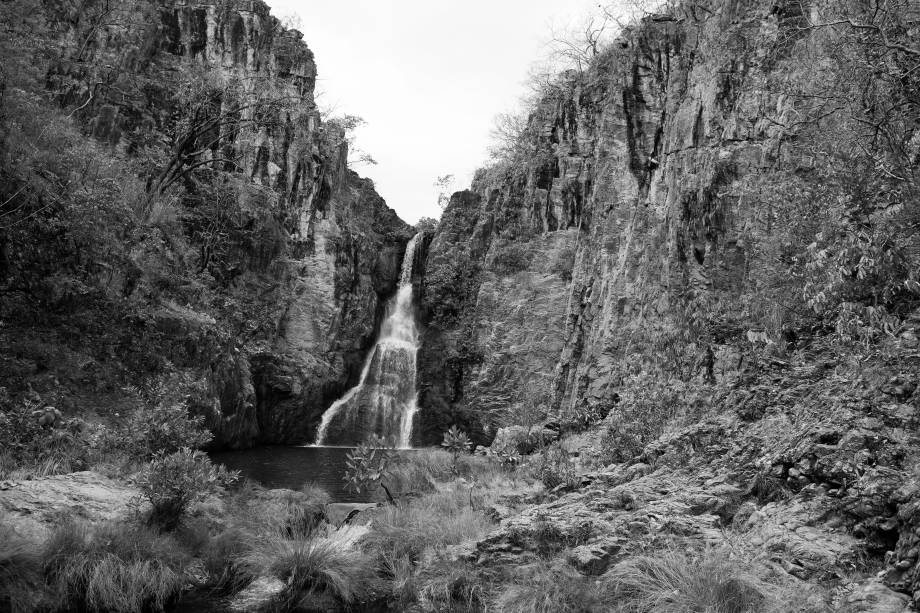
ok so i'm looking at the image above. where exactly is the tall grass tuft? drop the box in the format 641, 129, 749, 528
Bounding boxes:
494, 563, 599, 613
242, 530, 373, 605
601, 550, 766, 613
0, 520, 46, 613
43, 519, 189, 612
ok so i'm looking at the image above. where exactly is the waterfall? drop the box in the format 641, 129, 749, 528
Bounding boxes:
313, 234, 422, 448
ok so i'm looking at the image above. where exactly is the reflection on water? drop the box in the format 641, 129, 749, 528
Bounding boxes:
210, 445, 369, 502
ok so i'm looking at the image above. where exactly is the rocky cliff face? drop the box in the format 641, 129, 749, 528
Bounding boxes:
418, 0, 917, 434
418, 0, 920, 602
1, 0, 411, 447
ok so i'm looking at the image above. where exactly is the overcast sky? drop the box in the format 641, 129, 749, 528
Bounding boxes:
266, 0, 604, 224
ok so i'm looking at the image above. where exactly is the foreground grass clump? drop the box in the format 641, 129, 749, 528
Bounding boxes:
495, 563, 600, 613
43, 520, 190, 613
242, 524, 374, 609
0, 520, 47, 613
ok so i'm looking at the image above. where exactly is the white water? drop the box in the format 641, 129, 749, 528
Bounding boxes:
313, 234, 422, 449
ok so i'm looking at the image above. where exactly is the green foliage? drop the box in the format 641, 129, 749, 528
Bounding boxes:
0, 392, 93, 479
43, 520, 190, 613
415, 216, 439, 234
491, 241, 531, 275
126, 401, 212, 459
442, 426, 472, 474
139, 448, 238, 530
343, 435, 398, 503
535, 444, 579, 490
597, 374, 709, 466
424, 252, 481, 325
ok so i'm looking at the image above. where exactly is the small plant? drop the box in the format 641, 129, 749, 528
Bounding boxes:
343, 435, 398, 504
537, 444, 579, 491
139, 448, 239, 530
442, 426, 472, 475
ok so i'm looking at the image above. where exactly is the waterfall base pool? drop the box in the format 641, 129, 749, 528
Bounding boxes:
210, 445, 415, 502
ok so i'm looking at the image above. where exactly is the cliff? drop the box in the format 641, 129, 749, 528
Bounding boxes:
418, 0, 920, 602
0, 0, 412, 448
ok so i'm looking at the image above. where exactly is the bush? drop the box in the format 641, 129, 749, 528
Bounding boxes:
344, 435, 398, 504
442, 426, 472, 475
0, 520, 46, 613
491, 242, 531, 275
139, 448, 238, 530
43, 520, 190, 613
535, 445, 579, 491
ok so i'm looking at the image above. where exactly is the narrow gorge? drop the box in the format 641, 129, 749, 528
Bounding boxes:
1, 0, 920, 611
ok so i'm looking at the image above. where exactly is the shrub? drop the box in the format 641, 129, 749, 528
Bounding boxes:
0, 520, 46, 613
0, 401, 92, 479
491, 242, 531, 275
43, 520, 190, 613
343, 435, 398, 504
442, 426, 472, 475
139, 448, 238, 530
128, 402, 212, 457
535, 445, 579, 491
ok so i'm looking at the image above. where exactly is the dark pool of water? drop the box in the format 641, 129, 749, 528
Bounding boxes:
210, 445, 371, 502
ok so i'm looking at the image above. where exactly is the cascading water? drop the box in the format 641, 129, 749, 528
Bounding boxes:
313, 234, 422, 448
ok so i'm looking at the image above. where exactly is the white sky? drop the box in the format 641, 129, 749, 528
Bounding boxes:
266, 0, 604, 224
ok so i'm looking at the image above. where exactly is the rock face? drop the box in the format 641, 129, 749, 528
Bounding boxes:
418, 0, 920, 604
417, 0, 915, 439
0, 472, 139, 539
12, 0, 411, 447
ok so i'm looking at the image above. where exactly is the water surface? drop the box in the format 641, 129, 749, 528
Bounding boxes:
210, 445, 369, 502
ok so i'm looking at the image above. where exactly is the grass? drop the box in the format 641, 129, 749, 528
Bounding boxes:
43, 519, 190, 613
0, 519, 47, 613
599, 550, 767, 613
494, 563, 599, 613
241, 527, 373, 606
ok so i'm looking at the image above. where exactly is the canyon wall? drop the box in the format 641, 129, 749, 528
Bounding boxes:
417, 0, 917, 437
1, 0, 411, 447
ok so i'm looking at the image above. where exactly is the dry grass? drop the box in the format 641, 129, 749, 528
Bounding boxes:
241, 526, 373, 605
599, 550, 779, 613
494, 563, 599, 613
42, 519, 189, 612
0, 520, 47, 613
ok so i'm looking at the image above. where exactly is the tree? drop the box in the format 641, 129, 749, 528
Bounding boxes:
415, 217, 439, 233
434, 174, 456, 208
